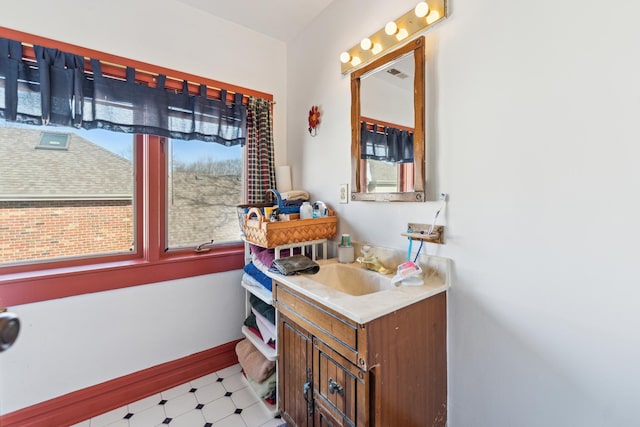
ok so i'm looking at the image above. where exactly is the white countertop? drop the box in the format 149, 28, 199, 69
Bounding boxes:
266, 257, 450, 324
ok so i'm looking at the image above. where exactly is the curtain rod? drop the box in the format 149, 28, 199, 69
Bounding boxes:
360, 116, 414, 133
15, 39, 274, 105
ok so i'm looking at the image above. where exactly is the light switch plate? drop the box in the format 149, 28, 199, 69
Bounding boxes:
339, 184, 349, 203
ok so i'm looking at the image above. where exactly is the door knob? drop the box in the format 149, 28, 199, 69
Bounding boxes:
328, 378, 344, 396
0, 309, 20, 353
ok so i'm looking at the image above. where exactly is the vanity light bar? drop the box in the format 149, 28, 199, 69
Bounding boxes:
340, 0, 448, 75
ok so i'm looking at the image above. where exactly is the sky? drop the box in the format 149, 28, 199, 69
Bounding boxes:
74, 128, 241, 164
2, 119, 242, 167
3, 122, 241, 164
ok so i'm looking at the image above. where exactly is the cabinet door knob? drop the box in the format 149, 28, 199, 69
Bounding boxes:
328, 378, 344, 396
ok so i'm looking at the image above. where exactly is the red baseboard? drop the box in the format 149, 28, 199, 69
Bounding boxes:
0, 339, 242, 427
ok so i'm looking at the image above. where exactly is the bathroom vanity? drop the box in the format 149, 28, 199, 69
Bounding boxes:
269, 257, 449, 427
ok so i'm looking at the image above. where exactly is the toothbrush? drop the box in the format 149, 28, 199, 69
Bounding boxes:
428, 192, 448, 235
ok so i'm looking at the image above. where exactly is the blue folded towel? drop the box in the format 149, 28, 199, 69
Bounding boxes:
243, 262, 273, 292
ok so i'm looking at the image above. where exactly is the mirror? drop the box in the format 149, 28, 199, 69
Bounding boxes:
351, 37, 425, 202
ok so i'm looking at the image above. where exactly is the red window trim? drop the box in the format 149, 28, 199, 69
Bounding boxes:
0, 134, 245, 307
360, 116, 415, 133
0, 27, 262, 307
0, 245, 245, 306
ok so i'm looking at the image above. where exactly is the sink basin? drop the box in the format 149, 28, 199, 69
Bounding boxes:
310, 263, 395, 296
268, 254, 451, 323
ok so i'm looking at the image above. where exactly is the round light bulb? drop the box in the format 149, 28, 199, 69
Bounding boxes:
340, 51, 351, 64
427, 10, 441, 24
384, 21, 398, 36
396, 28, 409, 41
371, 43, 383, 55
414, 2, 430, 18
350, 56, 361, 67
360, 38, 372, 50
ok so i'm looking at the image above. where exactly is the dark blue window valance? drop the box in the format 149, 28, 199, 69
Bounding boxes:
0, 37, 246, 146
360, 121, 414, 163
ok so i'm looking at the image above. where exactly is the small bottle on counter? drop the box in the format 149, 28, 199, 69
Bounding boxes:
338, 234, 355, 263
312, 201, 327, 218
300, 201, 313, 219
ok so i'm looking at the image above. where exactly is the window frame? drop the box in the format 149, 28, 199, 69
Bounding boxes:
0, 27, 271, 307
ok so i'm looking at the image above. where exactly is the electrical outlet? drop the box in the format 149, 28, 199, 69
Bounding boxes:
339, 184, 349, 203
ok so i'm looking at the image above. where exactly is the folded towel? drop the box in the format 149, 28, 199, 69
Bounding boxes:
243, 312, 259, 330
235, 339, 275, 383
244, 313, 275, 347
243, 369, 277, 399
243, 262, 273, 291
241, 274, 271, 298
270, 254, 320, 276
246, 325, 275, 349
250, 244, 301, 269
282, 199, 305, 207
252, 307, 277, 344
280, 190, 309, 201
251, 256, 271, 275
250, 294, 275, 324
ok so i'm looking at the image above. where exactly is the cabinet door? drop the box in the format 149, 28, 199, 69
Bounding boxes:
315, 398, 348, 427
313, 339, 367, 427
279, 315, 313, 427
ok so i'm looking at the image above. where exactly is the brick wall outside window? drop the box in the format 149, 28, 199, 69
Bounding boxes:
0, 200, 133, 263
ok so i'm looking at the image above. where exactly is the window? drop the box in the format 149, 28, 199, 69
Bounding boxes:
37, 132, 70, 150
166, 139, 243, 249
0, 27, 273, 307
359, 119, 415, 193
0, 122, 136, 265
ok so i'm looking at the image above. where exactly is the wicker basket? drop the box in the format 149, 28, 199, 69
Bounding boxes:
243, 207, 337, 248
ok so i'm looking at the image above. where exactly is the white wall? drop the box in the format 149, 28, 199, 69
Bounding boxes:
361, 76, 414, 128
0, 0, 287, 415
289, 1, 640, 426
0, 272, 244, 414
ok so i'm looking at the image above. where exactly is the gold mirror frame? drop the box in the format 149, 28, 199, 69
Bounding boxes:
350, 36, 425, 202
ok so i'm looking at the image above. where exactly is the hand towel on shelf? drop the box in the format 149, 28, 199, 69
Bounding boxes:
235, 339, 275, 383
243, 312, 260, 329
250, 244, 302, 270
241, 273, 267, 294
243, 262, 273, 291
246, 325, 275, 349
252, 307, 277, 344
251, 257, 271, 275
244, 313, 275, 348
270, 254, 320, 276
243, 369, 277, 399
280, 190, 309, 201
250, 294, 275, 324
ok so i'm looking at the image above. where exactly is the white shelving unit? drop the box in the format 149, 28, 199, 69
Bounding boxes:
240, 279, 277, 360
241, 272, 279, 417
272, 238, 328, 261
241, 280, 272, 305
240, 238, 327, 418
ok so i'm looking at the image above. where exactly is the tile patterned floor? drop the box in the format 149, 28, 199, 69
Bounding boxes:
71, 364, 284, 427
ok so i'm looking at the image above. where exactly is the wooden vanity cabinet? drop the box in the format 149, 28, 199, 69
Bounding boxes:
278, 316, 314, 427
275, 281, 447, 427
